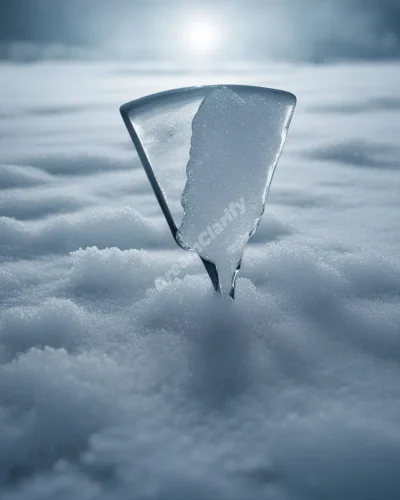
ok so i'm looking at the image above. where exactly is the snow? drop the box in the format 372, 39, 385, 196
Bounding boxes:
177, 86, 295, 294
0, 60, 400, 499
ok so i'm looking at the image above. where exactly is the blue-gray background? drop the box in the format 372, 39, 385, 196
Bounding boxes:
1, 0, 400, 62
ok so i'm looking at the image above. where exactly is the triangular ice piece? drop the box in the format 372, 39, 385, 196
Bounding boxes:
120, 85, 296, 296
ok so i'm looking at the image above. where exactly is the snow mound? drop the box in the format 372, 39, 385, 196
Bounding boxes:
0, 164, 52, 189
0, 190, 89, 220
0, 299, 88, 361
66, 247, 178, 300
0, 207, 165, 259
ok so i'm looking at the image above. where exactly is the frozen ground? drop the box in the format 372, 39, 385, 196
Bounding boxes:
0, 60, 400, 499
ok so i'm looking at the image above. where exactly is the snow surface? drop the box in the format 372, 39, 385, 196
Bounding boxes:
1, 61, 400, 499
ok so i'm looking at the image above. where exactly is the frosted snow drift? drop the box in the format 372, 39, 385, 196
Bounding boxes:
0, 61, 400, 500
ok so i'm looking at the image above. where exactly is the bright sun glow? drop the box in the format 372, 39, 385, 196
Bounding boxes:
184, 21, 219, 55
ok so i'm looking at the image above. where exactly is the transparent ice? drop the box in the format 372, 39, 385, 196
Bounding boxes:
120, 85, 296, 297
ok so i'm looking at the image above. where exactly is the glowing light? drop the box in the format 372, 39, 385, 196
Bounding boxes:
184, 21, 219, 54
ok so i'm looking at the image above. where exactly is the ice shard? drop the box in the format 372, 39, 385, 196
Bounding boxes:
120, 85, 296, 297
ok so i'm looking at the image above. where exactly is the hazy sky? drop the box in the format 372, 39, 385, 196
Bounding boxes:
1, 0, 400, 62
